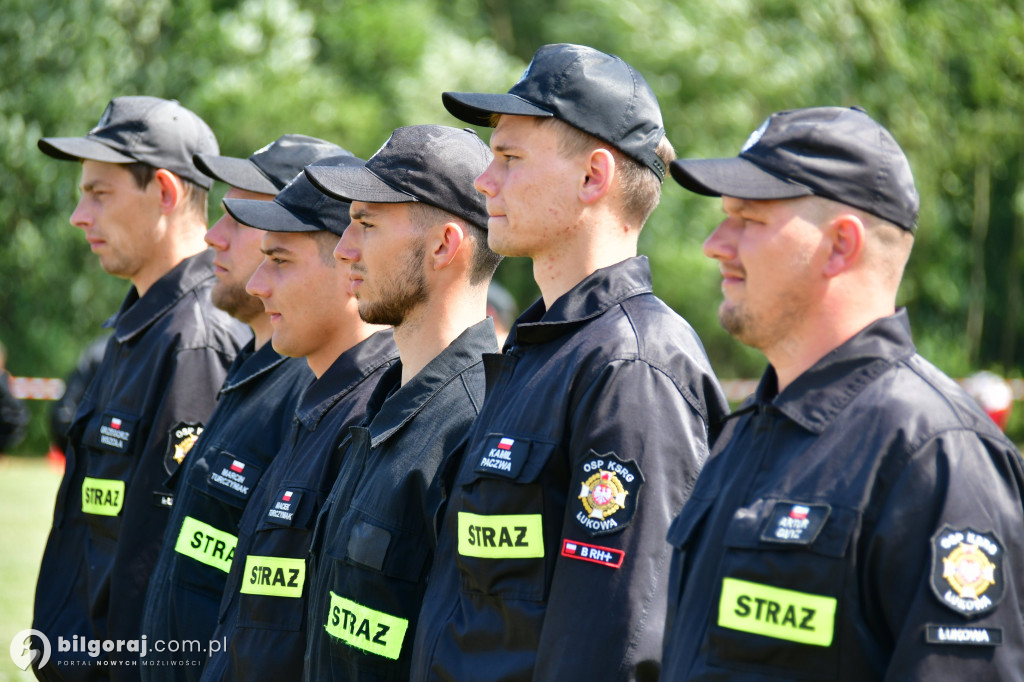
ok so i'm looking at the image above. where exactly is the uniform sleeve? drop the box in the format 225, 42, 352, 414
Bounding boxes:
535, 358, 715, 681
863, 429, 1024, 679
105, 344, 236, 657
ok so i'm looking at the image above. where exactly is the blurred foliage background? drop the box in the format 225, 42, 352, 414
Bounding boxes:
2, 0, 1023, 452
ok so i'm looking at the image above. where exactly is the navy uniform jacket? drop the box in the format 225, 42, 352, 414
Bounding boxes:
304, 319, 496, 681
412, 257, 728, 682
140, 339, 313, 681
662, 311, 1024, 680
201, 330, 397, 682
32, 250, 250, 681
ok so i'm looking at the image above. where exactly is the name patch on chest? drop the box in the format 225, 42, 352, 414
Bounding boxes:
240, 555, 305, 597
96, 413, 137, 453
325, 592, 410, 661
209, 453, 262, 500
760, 501, 831, 545
266, 488, 303, 526
474, 435, 529, 479
717, 577, 837, 647
457, 512, 543, 559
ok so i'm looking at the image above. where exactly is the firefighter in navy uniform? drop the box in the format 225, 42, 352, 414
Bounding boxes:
199, 157, 398, 681
302, 125, 500, 680
662, 106, 1024, 679
140, 135, 350, 681
33, 97, 250, 681
411, 44, 728, 681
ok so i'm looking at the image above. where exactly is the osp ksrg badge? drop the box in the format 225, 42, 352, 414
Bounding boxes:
573, 451, 643, 537
930, 525, 1005, 617
165, 422, 203, 474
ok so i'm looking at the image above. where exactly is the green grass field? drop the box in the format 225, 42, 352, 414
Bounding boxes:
0, 456, 62, 681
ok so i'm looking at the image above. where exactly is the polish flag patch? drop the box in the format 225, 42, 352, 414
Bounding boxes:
497, 437, 515, 450
110, 417, 122, 430
282, 491, 293, 502
230, 460, 245, 473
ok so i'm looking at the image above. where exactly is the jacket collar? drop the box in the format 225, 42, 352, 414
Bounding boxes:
219, 339, 307, 396
296, 329, 398, 431
509, 256, 653, 347
105, 250, 218, 343
365, 318, 496, 447
756, 309, 917, 434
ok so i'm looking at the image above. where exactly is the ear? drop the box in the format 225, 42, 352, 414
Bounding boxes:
579, 148, 615, 205
431, 221, 467, 271
822, 213, 865, 278
153, 169, 184, 215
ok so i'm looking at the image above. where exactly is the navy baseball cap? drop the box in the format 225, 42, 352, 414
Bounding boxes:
670, 106, 920, 232
305, 125, 492, 231
39, 96, 219, 189
442, 43, 668, 180
223, 155, 364, 237
194, 134, 351, 195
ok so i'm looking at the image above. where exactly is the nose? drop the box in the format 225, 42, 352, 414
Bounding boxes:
474, 161, 498, 198
70, 198, 91, 230
205, 214, 230, 250
703, 213, 740, 262
334, 222, 361, 264
245, 260, 270, 299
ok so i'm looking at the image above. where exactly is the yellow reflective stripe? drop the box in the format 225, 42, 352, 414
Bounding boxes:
718, 577, 837, 647
82, 477, 125, 516
457, 512, 544, 558
324, 592, 409, 660
173, 516, 237, 573
239, 555, 305, 597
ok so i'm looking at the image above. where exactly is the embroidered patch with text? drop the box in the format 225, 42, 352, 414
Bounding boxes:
930, 525, 1005, 618
572, 451, 643, 537
560, 538, 624, 568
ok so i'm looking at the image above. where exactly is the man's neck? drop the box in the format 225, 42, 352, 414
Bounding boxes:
393, 287, 487, 386
532, 236, 637, 309
131, 231, 208, 297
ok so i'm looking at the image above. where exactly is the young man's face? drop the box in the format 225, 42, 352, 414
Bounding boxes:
474, 115, 581, 259
205, 187, 274, 324
71, 160, 163, 282
245, 230, 347, 369
703, 195, 828, 352
336, 201, 428, 327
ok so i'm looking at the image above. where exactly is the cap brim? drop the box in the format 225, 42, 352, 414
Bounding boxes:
223, 197, 321, 233
305, 164, 414, 204
670, 157, 813, 200
194, 154, 278, 195
442, 92, 553, 127
38, 136, 137, 164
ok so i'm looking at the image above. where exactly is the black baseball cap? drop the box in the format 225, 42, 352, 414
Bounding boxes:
442, 43, 667, 180
305, 125, 491, 231
223, 155, 364, 237
194, 134, 351, 195
38, 96, 219, 189
670, 106, 920, 232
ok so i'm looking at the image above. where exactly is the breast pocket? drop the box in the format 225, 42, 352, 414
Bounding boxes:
80, 410, 143, 537
171, 450, 266, 595
706, 499, 860, 680
235, 486, 317, 632
317, 512, 430, 677
453, 434, 556, 601
666, 495, 716, 618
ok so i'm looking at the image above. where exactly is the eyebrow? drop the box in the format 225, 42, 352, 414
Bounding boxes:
350, 207, 376, 222
260, 244, 291, 257
80, 180, 111, 193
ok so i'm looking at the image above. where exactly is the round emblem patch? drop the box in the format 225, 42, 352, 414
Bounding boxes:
930, 525, 1005, 618
572, 451, 644, 537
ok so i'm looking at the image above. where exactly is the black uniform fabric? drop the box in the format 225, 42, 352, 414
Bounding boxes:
201, 330, 398, 682
411, 257, 729, 681
661, 310, 1024, 680
0, 369, 30, 451
304, 319, 497, 681
49, 335, 110, 454
139, 340, 313, 681
32, 250, 250, 681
